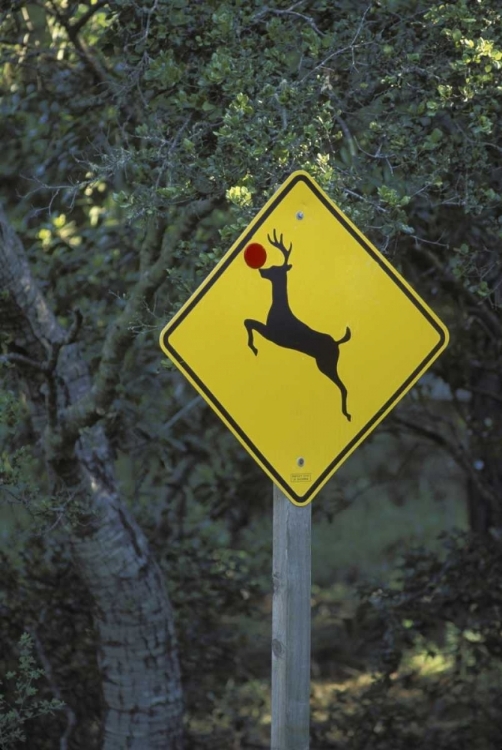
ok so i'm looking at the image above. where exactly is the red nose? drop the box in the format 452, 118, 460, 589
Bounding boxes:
244, 243, 267, 269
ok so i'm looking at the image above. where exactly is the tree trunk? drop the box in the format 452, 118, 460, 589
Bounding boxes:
0, 206, 184, 749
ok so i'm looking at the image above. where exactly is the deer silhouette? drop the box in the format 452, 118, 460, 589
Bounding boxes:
244, 230, 352, 421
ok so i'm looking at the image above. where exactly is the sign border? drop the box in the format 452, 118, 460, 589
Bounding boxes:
160, 171, 449, 505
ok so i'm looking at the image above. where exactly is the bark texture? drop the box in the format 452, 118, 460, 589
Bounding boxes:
0, 205, 194, 749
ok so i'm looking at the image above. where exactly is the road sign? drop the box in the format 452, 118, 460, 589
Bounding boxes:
159, 171, 449, 506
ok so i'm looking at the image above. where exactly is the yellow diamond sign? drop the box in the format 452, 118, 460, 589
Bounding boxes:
159, 171, 449, 505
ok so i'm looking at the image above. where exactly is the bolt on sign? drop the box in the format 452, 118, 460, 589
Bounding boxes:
159, 171, 449, 506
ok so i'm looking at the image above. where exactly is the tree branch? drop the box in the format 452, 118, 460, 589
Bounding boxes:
59, 198, 218, 445
45, 0, 111, 84
0, 198, 217, 458
392, 414, 498, 508
71, 0, 108, 35
468, 385, 502, 406
0, 308, 82, 431
0, 352, 48, 371
412, 244, 502, 339
0, 203, 66, 362
139, 215, 168, 273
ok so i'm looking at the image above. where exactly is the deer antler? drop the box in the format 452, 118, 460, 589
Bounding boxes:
267, 229, 292, 265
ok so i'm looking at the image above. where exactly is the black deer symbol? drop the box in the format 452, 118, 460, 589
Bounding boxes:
244, 230, 352, 421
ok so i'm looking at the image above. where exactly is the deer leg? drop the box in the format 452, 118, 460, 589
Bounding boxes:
244, 319, 260, 355
315, 356, 351, 422
244, 319, 277, 355
337, 376, 351, 422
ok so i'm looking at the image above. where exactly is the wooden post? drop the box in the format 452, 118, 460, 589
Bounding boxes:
271, 485, 311, 750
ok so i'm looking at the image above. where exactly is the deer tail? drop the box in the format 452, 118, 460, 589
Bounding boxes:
336, 326, 351, 345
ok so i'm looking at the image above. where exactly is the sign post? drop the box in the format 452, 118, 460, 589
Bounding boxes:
271, 485, 311, 750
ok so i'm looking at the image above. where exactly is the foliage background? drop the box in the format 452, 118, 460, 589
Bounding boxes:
1, 0, 501, 748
